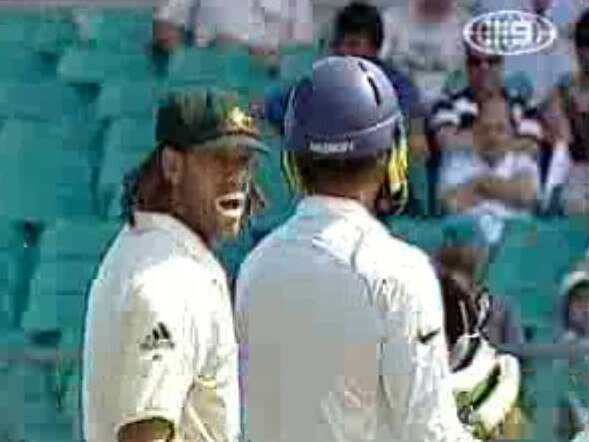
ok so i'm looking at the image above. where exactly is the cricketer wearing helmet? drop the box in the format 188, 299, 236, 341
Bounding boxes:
235, 57, 481, 442
82, 88, 266, 442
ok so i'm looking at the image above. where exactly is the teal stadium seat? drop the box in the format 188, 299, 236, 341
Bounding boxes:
408, 155, 430, 216
0, 82, 87, 121
279, 47, 316, 83
22, 219, 120, 337
20, 219, 119, 441
38, 218, 119, 262
485, 218, 589, 331
0, 45, 55, 81
166, 47, 223, 86
0, 120, 94, 221
218, 49, 272, 97
98, 118, 154, 217
58, 48, 154, 84
77, 9, 152, 52
385, 216, 446, 253
0, 220, 27, 329
166, 48, 271, 98
0, 10, 76, 54
96, 81, 159, 120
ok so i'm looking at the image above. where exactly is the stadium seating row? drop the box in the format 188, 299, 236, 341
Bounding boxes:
1, 215, 585, 342
0, 43, 316, 87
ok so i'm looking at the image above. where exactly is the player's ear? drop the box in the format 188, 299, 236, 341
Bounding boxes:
161, 145, 185, 187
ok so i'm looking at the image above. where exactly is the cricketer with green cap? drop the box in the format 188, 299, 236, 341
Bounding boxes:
82, 87, 266, 442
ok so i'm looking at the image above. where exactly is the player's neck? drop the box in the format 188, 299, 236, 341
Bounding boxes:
311, 189, 377, 212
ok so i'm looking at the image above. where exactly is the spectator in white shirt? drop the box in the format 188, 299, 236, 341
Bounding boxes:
380, 0, 470, 107
153, 0, 314, 54
439, 98, 540, 218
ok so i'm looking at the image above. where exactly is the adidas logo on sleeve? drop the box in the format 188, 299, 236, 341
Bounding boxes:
139, 322, 176, 352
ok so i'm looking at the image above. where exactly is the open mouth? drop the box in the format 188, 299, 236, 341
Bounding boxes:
215, 192, 246, 219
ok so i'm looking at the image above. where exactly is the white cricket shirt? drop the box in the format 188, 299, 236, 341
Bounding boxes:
235, 196, 480, 442
82, 212, 239, 442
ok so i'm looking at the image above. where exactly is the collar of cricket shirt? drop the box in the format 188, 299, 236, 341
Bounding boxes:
132, 211, 216, 265
296, 195, 374, 221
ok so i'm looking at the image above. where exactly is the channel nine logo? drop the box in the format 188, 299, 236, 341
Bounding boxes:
464, 10, 558, 56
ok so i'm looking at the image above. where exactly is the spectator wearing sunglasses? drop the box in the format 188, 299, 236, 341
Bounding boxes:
430, 46, 545, 158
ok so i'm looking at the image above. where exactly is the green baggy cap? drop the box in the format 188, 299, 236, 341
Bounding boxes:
156, 87, 268, 153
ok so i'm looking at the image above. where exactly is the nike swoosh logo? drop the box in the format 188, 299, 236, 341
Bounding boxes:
417, 329, 441, 345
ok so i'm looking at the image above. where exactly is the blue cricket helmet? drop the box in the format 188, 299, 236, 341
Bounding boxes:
283, 56, 405, 158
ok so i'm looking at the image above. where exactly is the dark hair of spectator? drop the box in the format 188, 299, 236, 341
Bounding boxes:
575, 8, 589, 48
563, 280, 589, 329
333, 2, 384, 51
292, 150, 387, 195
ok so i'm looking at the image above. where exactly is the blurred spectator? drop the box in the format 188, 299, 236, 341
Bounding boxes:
438, 98, 541, 218
264, 2, 426, 153
474, 0, 587, 102
437, 215, 525, 348
543, 8, 589, 216
556, 264, 589, 440
430, 46, 544, 158
436, 231, 528, 439
153, 0, 314, 54
380, 0, 470, 107
329, 2, 427, 155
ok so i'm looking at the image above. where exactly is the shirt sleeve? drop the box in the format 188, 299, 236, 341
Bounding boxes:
111, 258, 213, 436
154, 0, 194, 28
379, 258, 482, 442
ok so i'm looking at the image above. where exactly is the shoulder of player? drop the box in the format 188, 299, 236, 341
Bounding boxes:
128, 251, 219, 310
352, 223, 435, 292
238, 220, 291, 274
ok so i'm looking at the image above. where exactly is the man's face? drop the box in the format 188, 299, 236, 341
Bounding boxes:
577, 46, 589, 74
467, 51, 504, 99
175, 146, 256, 243
332, 34, 378, 58
569, 286, 589, 338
